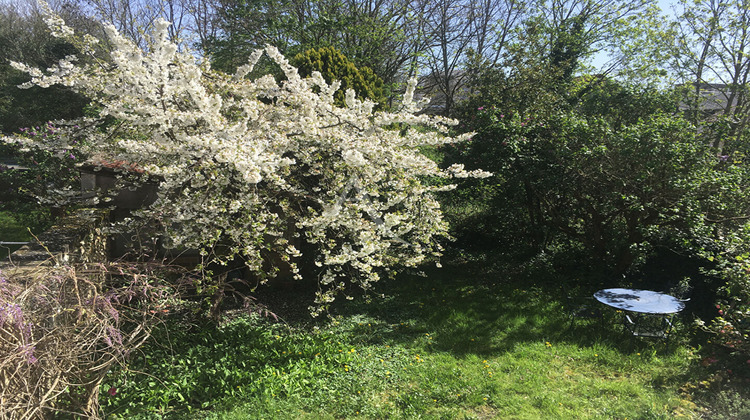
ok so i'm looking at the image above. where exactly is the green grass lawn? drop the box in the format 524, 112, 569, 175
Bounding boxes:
0, 207, 54, 260
0, 210, 33, 260
99, 260, 750, 419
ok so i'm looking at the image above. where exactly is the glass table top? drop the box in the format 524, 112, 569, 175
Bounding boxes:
593, 288, 686, 314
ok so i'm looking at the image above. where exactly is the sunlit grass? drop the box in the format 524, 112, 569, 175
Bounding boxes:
0, 210, 33, 259
100, 262, 723, 419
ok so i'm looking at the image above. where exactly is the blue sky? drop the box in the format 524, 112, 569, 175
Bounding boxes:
657, 0, 678, 15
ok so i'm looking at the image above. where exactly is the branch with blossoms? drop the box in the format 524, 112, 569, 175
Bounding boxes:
3, 1, 490, 315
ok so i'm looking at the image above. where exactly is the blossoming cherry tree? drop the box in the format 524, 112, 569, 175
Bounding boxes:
6, 2, 489, 314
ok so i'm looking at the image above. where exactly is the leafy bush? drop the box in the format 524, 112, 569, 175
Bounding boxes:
447, 105, 714, 273
699, 223, 750, 357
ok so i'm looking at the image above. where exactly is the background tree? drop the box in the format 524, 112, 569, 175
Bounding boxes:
668, 0, 750, 155
203, 0, 296, 73
290, 46, 386, 107
206, 0, 528, 111
82, 0, 206, 46
538, 0, 653, 68
0, 0, 95, 133
206, 0, 420, 89
407, 0, 526, 115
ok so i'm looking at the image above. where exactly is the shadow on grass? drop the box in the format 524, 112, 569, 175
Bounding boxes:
325, 262, 680, 357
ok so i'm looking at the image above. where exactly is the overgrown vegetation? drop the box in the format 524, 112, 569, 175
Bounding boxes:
1, 0, 750, 417
291, 47, 387, 108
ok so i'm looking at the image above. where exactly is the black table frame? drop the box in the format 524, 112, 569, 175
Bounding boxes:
593, 288, 686, 340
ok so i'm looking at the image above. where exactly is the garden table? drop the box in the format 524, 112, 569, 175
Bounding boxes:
593, 288, 686, 339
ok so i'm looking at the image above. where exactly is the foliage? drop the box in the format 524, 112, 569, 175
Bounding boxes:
0, 122, 84, 217
0, 262, 182, 418
205, 0, 415, 86
698, 222, 750, 358
570, 76, 681, 127
291, 47, 386, 108
446, 67, 748, 279
0, 211, 34, 243
0, 2, 91, 133
0, 121, 87, 252
4, 5, 488, 315
704, 388, 750, 420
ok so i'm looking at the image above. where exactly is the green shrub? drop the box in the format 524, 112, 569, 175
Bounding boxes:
291, 46, 386, 108
446, 105, 714, 273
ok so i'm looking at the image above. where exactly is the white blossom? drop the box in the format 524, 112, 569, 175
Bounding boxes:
343, 149, 367, 167
3, 7, 490, 312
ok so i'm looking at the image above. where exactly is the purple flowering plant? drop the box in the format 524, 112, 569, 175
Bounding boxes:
0, 262, 184, 418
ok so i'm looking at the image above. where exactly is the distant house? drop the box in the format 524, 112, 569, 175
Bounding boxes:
679, 83, 746, 119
